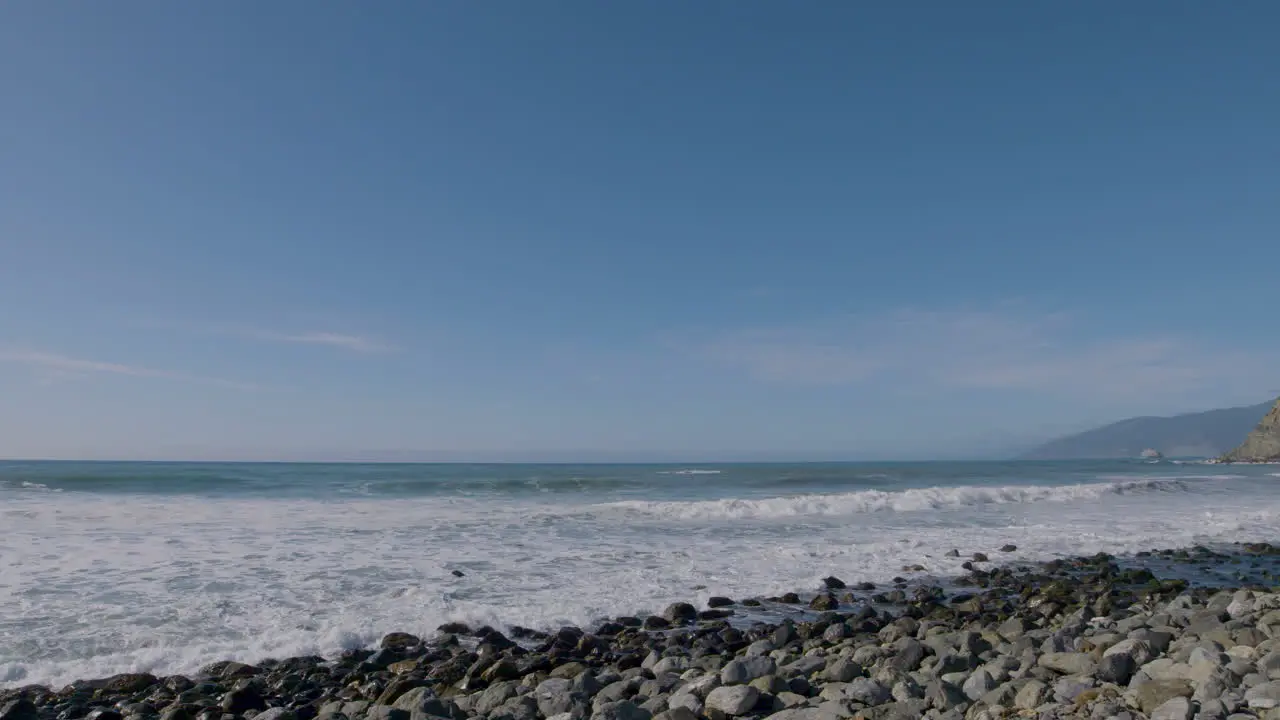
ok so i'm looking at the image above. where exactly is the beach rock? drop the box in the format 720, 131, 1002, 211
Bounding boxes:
721, 658, 776, 685
1014, 679, 1050, 710
1246, 680, 1280, 709
758, 710, 840, 720
1136, 680, 1193, 714
822, 577, 846, 590
0, 699, 37, 720
704, 686, 760, 717
663, 604, 698, 625
1150, 696, 1195, 720
843, 678, 891, 706
666, 693, 702, 715
961, 670, 995, 701
365, 707, 409, 720
653, 709, 697, 720
221, 688, 266, 714
999, 544, 1017, 552
1097, 652, 1136, 685
808, 594, 838, 611
1039, 652, 1097, 676
823, 659, 863, 683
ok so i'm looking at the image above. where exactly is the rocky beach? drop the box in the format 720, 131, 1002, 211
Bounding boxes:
10, 544, 1280, 720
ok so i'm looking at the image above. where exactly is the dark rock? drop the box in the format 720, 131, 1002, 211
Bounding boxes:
1, 700, 38, 720
808, 594, 838, 611
100, 674, 160, 694
945, 549, 960, 558
642, 617, 670, 631
972, 553, 989, 562
220, 688, 266, 715
436, 622, 471, 635
451, 570, 465, 577
379, 633, 419, 651
1096, 652, 1135, 685
662, 603, 698, 625
707, 597, 735, 608
84, 711, 122, 720
698, 610, 733, 621
999, 544, 1017, 552
779, 593, 801, 604
822, 576, 846, 590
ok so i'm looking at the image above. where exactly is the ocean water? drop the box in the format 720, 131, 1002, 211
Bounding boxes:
3, 459, 1280, 688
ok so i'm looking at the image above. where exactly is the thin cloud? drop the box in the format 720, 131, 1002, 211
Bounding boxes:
247, 330, 391, 353
0, 349, 261, 390
700, 308, 1276, 402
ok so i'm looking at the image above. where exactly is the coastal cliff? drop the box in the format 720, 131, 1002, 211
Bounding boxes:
1219, 397, 1280, 462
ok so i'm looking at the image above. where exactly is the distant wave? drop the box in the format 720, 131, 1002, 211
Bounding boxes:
656, 469, 723, 476
18, 481, 59, 492
599, 477, 1198, 520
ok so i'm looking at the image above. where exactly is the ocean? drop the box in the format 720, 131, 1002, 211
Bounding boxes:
3, 459, 1279, 689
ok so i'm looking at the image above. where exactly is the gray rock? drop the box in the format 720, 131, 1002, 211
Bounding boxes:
253, 710, 295, 720
781, 656, 825, 678
651, 658, 689, 676
745, 640, 775, 657
667, 693, 702, 715
364, 708, 409, 720
758, 710, 840, 720
705, 686, 760, 717
721, 657, 777, 685
1052, 674, 1096, 703
1014, 680, 1050, 711
1150, 696, 1194, 720
492, 696, 539, 720
1135, 680, 1193, 715
924, 680, 967, 710
1246, 680, 1280, 709
1039, 652, 1098, 676
843, 678, 892, 706
593, 701, 651, 720
961, 670, 996, 701
823, 658, 863, 683
652, 709, 697, 720
474, 682, 521, 715
889, 639, 927, 672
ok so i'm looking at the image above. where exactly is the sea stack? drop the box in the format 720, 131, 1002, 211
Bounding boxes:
1218, 397, 1280, 462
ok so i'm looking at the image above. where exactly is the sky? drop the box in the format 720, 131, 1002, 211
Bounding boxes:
1, 2, 1278, 461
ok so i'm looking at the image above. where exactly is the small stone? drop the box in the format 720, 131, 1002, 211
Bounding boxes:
705, 686, 760, 716
972, 553, 989, 562
654, 709, 698, 720
451, 569, 465, 577
999, 544, 1017, 552
822, 576, 846, 590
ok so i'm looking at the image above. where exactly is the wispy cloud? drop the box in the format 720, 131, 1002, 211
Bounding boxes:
242, 330, 391, 353
700, 307, 1276, 402
0, 349, 261, 390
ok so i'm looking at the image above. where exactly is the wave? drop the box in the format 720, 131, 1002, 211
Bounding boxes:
656, 469, 723, 476
600, 477, 1198, 520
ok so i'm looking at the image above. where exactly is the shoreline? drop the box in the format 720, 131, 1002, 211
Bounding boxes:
7, 543, 1280, 719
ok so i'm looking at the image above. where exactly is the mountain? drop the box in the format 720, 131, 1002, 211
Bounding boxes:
1019, 400, 1277, 460
1219, 398, 1280, 462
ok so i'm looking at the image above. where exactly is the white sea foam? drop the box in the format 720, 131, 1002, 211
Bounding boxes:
3, 472, 1280, 688
656, 469, 723, 475
602, 477, 1194, 520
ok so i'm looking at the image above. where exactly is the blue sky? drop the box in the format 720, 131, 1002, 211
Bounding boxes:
1, 2, 1277, 460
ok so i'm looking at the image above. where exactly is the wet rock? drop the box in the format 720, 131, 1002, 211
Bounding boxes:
663, 604, 698, 625
822, 577, 846, 590
220, 688, 266, 715
0, 700, 38, 720
999, 545, 1017, 553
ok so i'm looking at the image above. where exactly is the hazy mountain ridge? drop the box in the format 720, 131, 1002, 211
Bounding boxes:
1019, 400, 1276, 460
